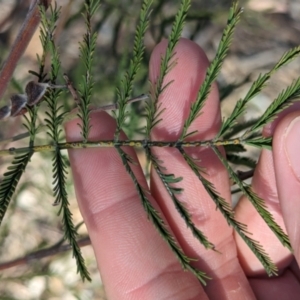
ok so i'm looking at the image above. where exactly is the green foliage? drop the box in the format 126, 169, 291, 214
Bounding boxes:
217, 46, 300, 139
146, 0, 191, 137
213, 146, 291, 268
116, 145, 210, 284
41, 3, 91, 281
77, 0, 101, 142
146, 147, 215, 250
179, 145, 277, 276
181, 1, 241, 140
0, 152, 32, 225
1, 0, 300, 288
114, 0, 152, 139
0, 83, 40, 225
249, 77, 300, 133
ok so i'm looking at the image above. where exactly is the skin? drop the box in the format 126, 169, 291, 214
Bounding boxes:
65, 38, 300, 299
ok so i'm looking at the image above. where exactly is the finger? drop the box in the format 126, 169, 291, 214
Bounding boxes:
149, 38, 255, 299
273, 110, 300, 265
65, 112, 206, 299
234, 104, 300, 275
249, 269, 300, 299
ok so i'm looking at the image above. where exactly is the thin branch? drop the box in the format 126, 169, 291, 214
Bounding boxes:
0, 236, 91, 271
0, 137, 245, 156
0, 93, 149, 144
0, 137, 260, 156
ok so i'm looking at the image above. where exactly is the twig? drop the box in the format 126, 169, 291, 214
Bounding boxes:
63, 74, 150, 110
98, 93, 150, 111
0, 138, 258, 156
0, 0, 51, 100
0, 92, 149, 144
0, 236, 91, 271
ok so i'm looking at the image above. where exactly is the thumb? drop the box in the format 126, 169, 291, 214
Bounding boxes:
273, 111, 300, 264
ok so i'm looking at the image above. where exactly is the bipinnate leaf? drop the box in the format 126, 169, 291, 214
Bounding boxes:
146, 0, 190, 136
181, 146, 278, 276
218, 45, 300, 139
77, 0, 101, 142
40, 3, 91, 281
249, 78, 300, 133
0, 153, 32, 225
213, 146, 291, 253
146, 148, 215, 250
181, 1, 242, 140
114, 0, 152, 139
116, 146, 210, 285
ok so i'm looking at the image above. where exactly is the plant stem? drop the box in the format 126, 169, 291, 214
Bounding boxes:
0, 236, 91, 271
0, 137, 253, 156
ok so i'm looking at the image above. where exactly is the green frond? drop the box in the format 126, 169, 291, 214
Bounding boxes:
54, 149, 91, 281
0, 153, 32, 225
179, 148, 234, 220
0, 94, 39, 225
145, 147, 215, 250
146, 0, 190, 137
181, 146, 278, 276
116, 145, 209, 284
77, 0, 100, 142
249, 78, 300, 133
180, 2, 241, 141
217, 45, 300, 139
245, 186, 292, 250
273, 46, 300, 70
39, 5, 91, 281
37, 3, 61, 81
43, 6, 63, 143
114, 0, 152, 140
213, 146, 292, 252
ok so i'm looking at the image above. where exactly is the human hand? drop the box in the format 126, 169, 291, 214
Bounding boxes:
65, 38, 300, 299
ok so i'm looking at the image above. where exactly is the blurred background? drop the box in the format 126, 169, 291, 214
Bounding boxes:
0, 0, 300, 299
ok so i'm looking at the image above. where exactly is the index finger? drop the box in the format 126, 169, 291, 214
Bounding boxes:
65, 105, 204, 297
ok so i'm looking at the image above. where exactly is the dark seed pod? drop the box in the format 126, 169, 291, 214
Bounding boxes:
10, 94, 28, 116
25, 81, 49, 106
0, 80, 66, 121
0, 93, 28, 120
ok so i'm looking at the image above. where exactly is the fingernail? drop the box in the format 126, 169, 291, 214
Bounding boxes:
284, 116, 300, 182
